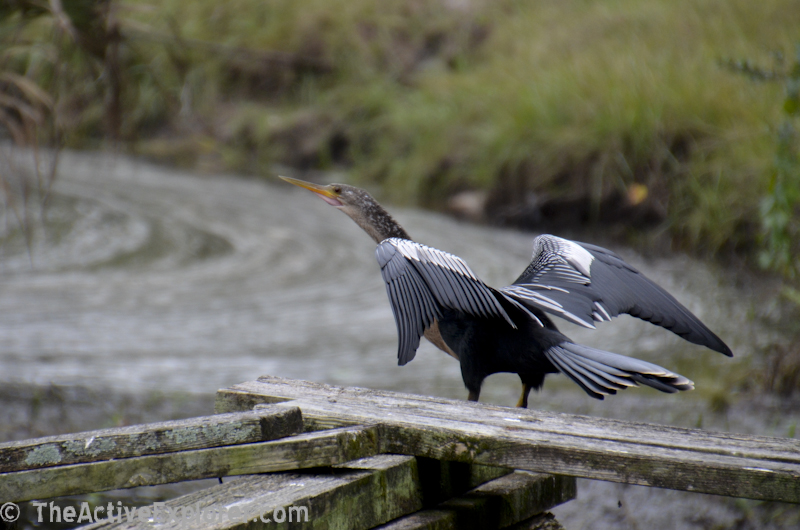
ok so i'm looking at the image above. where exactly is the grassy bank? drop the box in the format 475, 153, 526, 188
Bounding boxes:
2, 0, 800, 264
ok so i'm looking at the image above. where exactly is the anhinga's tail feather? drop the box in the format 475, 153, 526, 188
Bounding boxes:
544, 342, 694, 400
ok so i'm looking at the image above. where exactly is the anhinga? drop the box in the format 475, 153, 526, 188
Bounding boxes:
280, 176, 732, 407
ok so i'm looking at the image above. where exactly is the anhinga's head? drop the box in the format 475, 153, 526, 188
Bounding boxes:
280, 176, 410, 243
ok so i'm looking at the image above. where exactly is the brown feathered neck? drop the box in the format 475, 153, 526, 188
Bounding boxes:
336, 185, 411, 243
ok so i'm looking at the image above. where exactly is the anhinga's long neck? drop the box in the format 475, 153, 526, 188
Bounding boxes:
349, 196, 411, 243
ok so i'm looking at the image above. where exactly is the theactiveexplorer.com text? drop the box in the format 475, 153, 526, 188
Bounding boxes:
30, 501, 309, 526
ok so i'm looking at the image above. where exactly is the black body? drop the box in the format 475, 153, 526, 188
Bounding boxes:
438, 303, 561, 397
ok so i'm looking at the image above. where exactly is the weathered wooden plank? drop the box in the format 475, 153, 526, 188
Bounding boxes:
375, 472, 573, 530
375, 512, 564, 530
375, 510, 459, 530
456, 472, 574, 527
381, 420, 800, 502
1, 425, 378, 502
216, 377, 800, 503
219, 377, 800, 462
226, 377, 800, 463
215, 387, 290, 414
289, 399, 800, 503
83, 455, 423, 530
415, 457, 512, 506
0, 406, 302, 473
505, 513, 565, 530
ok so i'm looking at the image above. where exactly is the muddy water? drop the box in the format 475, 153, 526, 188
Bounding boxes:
1, 150, 796, 529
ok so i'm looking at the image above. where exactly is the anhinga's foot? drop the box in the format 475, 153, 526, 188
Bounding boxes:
516, 383, 532, 408
467, 390, 480, 402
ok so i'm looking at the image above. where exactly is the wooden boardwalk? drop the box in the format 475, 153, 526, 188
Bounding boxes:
217, 376, 800, 503
2, 375, 799, 529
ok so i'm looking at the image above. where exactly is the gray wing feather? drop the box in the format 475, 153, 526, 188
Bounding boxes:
502, 235, 732, 357
378, 244, 438, 364
544, 342, 694, 400
376, 238, 515, 366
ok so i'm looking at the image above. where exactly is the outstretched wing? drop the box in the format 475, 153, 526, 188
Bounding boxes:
376, 238, 515, 366
500, 234, 732, 356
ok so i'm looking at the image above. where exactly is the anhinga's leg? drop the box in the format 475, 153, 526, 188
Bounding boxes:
516, 382, 532, 408
467, 390, 480, 402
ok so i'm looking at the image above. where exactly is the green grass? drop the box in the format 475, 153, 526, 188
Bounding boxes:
4, 0, 800, 262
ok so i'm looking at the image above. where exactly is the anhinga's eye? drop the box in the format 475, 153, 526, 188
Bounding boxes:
333, 186, 342, 194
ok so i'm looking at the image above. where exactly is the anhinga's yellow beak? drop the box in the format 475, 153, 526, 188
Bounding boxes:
279, 176, 343, 207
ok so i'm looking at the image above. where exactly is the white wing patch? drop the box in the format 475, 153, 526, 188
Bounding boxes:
531, 235, 595, 283
394, 238, 479, 280
497, 235, 604, 329
500, 235, 599, 328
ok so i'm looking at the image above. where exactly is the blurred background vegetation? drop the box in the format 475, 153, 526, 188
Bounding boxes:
1, 0, 799, 278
